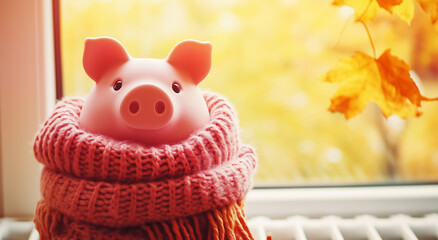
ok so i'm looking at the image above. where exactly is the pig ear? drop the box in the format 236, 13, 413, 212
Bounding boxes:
83, 37, 130, 82
166, 40, 212, 85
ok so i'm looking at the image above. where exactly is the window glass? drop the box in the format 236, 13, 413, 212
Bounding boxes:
60, 0, 438, 185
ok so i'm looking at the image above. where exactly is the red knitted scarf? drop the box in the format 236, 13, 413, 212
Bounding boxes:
34, 92, 257, 240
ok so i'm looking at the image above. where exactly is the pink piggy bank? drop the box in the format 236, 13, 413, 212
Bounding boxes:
79, 37, 212, 146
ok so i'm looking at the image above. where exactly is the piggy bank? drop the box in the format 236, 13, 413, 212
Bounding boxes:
79, 37, 211, 145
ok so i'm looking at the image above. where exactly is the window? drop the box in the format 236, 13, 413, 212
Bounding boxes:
58, 0, 438, 186
1, 0, 437, 220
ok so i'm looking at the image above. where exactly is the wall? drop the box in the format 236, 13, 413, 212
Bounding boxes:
0, 0, 54, 217
0, 112, 3, 217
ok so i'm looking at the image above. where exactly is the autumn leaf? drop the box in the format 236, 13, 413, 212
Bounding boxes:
322, 50, 437, 119
417, 0, 438, 30
378, 0, 403, 13
391, 0, 415, 24
332, 0, 414, 24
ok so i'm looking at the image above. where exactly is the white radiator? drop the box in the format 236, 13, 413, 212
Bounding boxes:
247, 214, 438, 240
0, 214, 437, 240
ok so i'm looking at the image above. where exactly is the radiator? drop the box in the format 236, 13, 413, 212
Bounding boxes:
247, 214, 438, 240
0, 214, 437, 240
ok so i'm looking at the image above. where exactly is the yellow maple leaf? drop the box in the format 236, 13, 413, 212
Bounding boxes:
332, 0, 414, 24
392, 0, 415, 24
322, 50, 436, 119
417, 0, 438, 30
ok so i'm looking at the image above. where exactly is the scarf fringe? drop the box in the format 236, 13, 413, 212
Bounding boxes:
35, 200, 254, 240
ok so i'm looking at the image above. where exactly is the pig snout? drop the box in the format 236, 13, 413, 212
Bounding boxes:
120, 84, 173, 129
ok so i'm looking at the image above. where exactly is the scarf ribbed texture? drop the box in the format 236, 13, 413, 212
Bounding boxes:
33, 91, 257, 239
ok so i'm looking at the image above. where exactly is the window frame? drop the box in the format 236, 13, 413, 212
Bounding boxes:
245, 184, 438, 218
0, 0, 436, 218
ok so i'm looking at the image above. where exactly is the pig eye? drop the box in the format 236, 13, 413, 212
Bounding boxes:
172, 82, 181, 93
113, 79, 123, 91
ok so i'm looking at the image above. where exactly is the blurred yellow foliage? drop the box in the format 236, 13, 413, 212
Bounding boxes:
333, 0, 415, 23
61, 0, 438, 185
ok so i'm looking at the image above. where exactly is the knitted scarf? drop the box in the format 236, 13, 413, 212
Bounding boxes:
33, 91, 257, 240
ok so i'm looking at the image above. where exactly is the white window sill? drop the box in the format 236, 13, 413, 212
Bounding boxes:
245, 184, 438, 218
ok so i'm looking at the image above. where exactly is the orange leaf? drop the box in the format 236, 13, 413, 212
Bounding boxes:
417, 0, 438, 30
322, 50, 437, 119
378, 0, 403, 12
